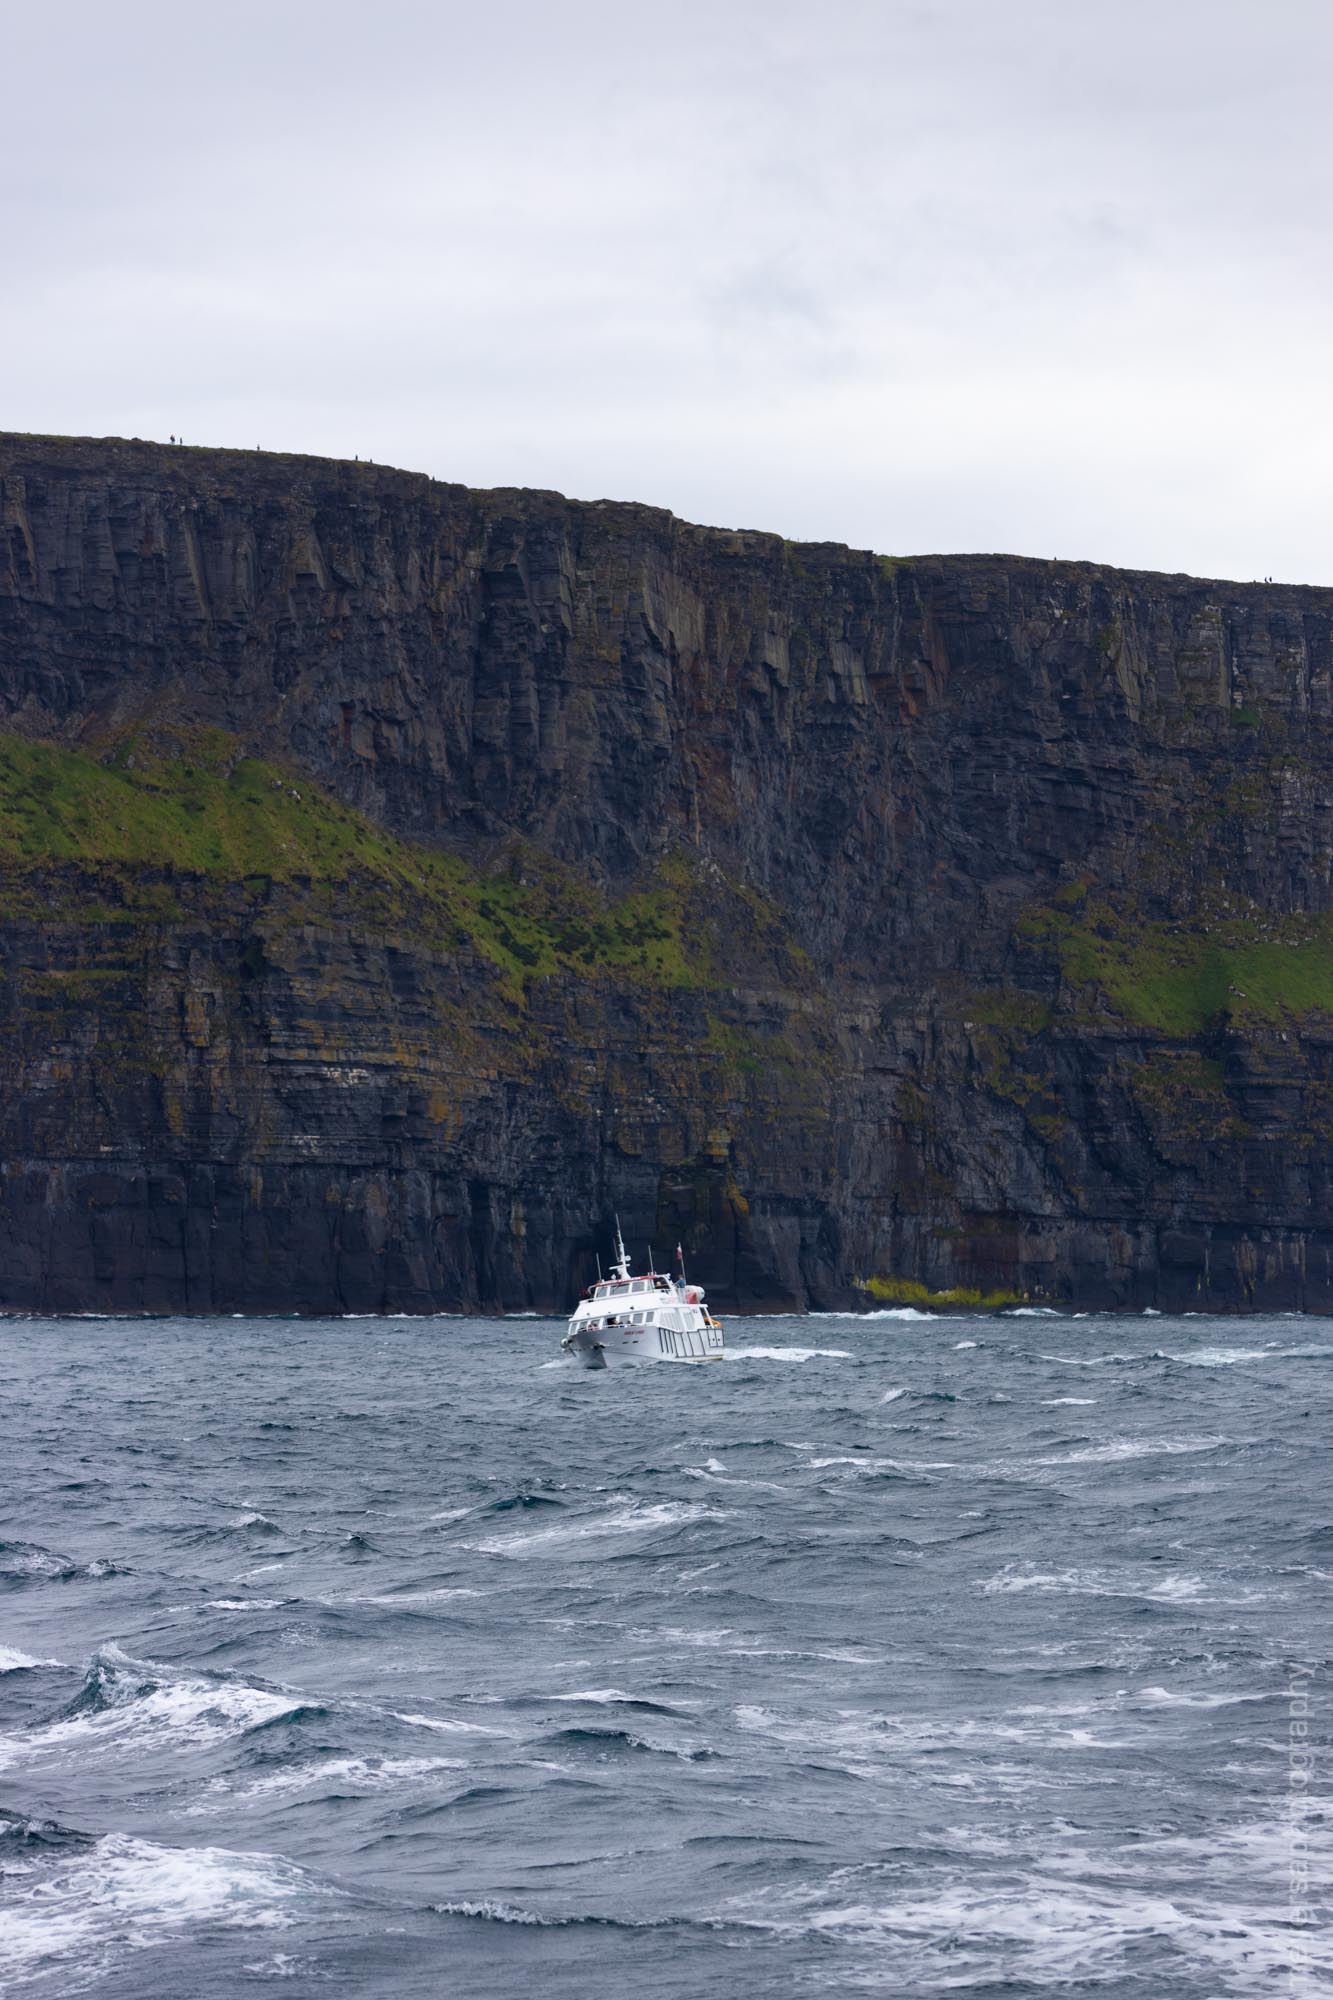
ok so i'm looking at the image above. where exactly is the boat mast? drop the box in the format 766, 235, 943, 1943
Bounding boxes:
611, 1215, 631, 1282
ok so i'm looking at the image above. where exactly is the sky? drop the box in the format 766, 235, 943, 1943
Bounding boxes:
6, 0, 1332, 582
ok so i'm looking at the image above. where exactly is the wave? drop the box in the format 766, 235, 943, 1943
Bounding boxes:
547, 1688, 689, 1716
434, 1896, 557, 1925
178, 1512, 285, 1548
0, 1833, 322, 1991
0, 1808, 92, 1850
0, 1645, 63, 1672
540, 1724, 717, 1762
844, 1307, 936, 1321
240, 1702, 333, 1736
393, 1710, 512, 1738
344, 1585, 485, 1607
1026, 1435, 1229, 1467
1131, 1684, 1284, 1710
430, 1897, 662, 1929
726, 1346, 852, 1361
804, 1454, 951, 1477
728, 1867, 1333, 1990
0, 1648, 308, 1774
430, 1899, 749, 1938
187, 1752, 465, 1814
0, 1542, 128, 1587
1167, 1343, 1333, 1367
232, 1510, 282, 1533
978, 1564, 1263, 1606
1036, 1350, 1153, 1367
469, 1497, 722, 1555
731, 1702, 1133, 1760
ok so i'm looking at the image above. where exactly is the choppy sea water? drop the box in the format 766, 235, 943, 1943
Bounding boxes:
0, 1311, 1328, 1999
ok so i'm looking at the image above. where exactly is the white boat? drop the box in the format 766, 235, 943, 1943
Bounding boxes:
561, 1224, 724, 1368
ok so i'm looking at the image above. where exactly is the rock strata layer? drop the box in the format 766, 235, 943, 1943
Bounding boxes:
4, 432, 1333, 1313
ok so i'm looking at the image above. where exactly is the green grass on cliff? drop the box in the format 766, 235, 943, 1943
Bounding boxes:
0, 729, 780, 995
1018, 884, 1333, 1034
858, 1275, 1026, 1310
0, 730, 381, 878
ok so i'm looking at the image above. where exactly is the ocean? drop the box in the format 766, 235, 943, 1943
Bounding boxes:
0, 1310, 1328, 1997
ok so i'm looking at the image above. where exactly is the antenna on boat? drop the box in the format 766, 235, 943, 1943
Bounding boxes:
595, 1251, 603, 1281
611, 1215, 631, 1281
676, 1240, 687, 1289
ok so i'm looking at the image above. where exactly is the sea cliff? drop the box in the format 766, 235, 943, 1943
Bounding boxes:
3, 432, 1333, 1312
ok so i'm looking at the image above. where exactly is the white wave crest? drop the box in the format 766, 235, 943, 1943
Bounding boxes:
978, 1564, 1259, 1606
0, 1545, 72, 1580
852, 1307, 936, 1320
726, 1346, 852, 1361
1037, 1351, 1148, 1367
0, 1649, 297, 1775
739, 1864, 1333, 1992
1170, 1343, 1333, 1367
0, 1646, 62, 1672
1132, 1685, 1283, 1710
187, 1753, 464, 1813
732, 1701, 1133, 1761
470, 1497, 721, 1555
393, 1710, 511, 1738
434, 1897, 550, 1925
0, 1834, 322, 1991
1028, 1435, 1228, 1467
547, 1687, 691, 1708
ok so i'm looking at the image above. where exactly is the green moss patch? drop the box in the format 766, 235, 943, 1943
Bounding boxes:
857, 1275, 1027, 1310
1017, 889, 1333, 1037
0, 728, 797, 1001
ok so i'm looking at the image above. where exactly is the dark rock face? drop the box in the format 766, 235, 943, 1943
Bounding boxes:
4, 431, 1333, 1313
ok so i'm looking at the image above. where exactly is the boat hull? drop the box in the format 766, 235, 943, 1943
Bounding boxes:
562, 1320, 724, 1368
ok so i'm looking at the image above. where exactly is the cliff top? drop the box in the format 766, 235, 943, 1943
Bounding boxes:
1, 429, 1319, 601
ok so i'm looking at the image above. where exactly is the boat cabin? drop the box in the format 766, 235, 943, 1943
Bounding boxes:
588, 1275, 671, 1302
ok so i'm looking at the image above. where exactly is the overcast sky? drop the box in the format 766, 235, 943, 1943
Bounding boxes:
6, 0, 1332, 581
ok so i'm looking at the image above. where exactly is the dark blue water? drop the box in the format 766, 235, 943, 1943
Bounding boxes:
1, 1312, 1328, 1998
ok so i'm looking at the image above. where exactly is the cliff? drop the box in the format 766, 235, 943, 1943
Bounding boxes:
3, 430, 1333, 1313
